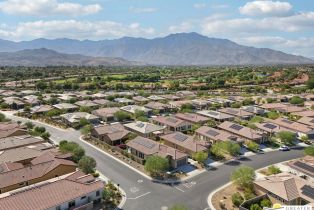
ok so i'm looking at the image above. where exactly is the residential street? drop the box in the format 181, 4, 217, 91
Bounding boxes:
1, 111, 305, 210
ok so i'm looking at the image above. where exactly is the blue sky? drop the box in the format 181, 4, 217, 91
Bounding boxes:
0, 0, 313, 57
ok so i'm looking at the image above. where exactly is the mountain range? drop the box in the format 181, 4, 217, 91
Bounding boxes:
0, 48, 137, 66
0, 32, 312, 66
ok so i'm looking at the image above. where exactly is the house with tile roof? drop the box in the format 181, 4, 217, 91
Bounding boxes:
218, 108, 255, 120
126, 136, 188, 168
91, 123, 130, 146
92, 107, 120, 122
218, 121, 265, 143
254, 173, 314, 206
0, 151, 76, 193
269, 118, 314, 139
0, 171, 104, 210
175, 113, 209, 124
124, 121, 165, 138
60, 112, 100, 126
197, 110, 234, 122
160, 132, 209, 156
0, 122, 27, 139
152, 116, 192, 132
195, 126, 243, 144
285, 156, 314, 182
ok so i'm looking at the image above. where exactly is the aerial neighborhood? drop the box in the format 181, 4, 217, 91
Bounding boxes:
0, 66, 314, 209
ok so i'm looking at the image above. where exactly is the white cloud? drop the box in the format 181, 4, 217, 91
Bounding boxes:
234, 36, 314, 57
0, 0, 102, 16
193, 3, 206, 9
129, 6, 157, 13
0, 20, 155, 41
168, 21, 194, 33
201, 12, 314, 34
239, 0, 293, 17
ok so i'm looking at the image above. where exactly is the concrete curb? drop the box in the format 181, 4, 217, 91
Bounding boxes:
97, 171, 127, 209
207, 182, 232, 210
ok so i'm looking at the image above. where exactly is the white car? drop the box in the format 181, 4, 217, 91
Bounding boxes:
279, 145, 290, 151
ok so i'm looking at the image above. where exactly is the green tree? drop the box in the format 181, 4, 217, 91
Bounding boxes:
144, 155, 169, 176
267, 111, 279, 119
80, 124, 92, 136
210, 141, 241, 158
169, 204, 190, 210
134, 110, 146, 119
246, 141, 259, 152
114, 111, 131, 122
79, 106, 92, 113
34, 126, 46, 134
46, 109, 60, 117
250, 204, 262, 210
40, 132, 51, 140
79, 118, 90, 127
192, 151, 208, 164
0, 113, 6, 122
289, 96, 304, 105
78, 156, 96, 174
180, 103, 193, 113
304, 146, 314, 156
232, 192, 244, 207
59, 141, 85, 162
231, 102, 241, 108
307, 76, 314, 89
249, 116, 264, 123
24, 121, 34, 130
231, 166, 255, 189
276, 131, 295, 145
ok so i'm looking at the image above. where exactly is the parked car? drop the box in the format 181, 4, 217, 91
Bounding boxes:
117, 144, 127, 149
279, 145, 290, 151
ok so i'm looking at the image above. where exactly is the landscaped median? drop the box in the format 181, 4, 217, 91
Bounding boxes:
207, 155, 311, 210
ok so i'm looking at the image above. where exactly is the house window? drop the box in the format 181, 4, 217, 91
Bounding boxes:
68, 200, 75, 208
96, 190, 100, 197
56, 206, 61, 210
81, 196, 86, 200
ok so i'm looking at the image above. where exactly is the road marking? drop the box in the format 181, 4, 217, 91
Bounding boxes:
137, 179, 143, 183
127, 192, 151, 200
182, 181, 196, 189
130, 187, 139, 193
174, 186, 185, 192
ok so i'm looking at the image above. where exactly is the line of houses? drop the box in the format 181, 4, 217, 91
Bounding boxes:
0, 122, 104, 210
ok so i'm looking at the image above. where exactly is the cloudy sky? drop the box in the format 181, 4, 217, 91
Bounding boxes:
0, 0, 313, 57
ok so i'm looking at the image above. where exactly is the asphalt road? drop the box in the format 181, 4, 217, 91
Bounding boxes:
2, 111, 305, 210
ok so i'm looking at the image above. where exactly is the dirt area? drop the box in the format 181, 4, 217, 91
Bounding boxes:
212, 184, 241, 210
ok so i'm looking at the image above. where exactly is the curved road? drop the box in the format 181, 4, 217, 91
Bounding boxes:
2, 111, 305, 210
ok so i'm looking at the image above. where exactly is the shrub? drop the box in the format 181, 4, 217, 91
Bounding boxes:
260, 199, 272, 208
268, 165, 281, 175
231, 192, 244, 207
244, 188, 255, 200
250, 204, 262, 210
246, 141, 259, 152
304, 146, 314, 156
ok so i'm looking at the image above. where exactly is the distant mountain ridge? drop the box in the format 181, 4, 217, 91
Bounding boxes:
0, 48, 138, 66
0, 33, 312, 65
